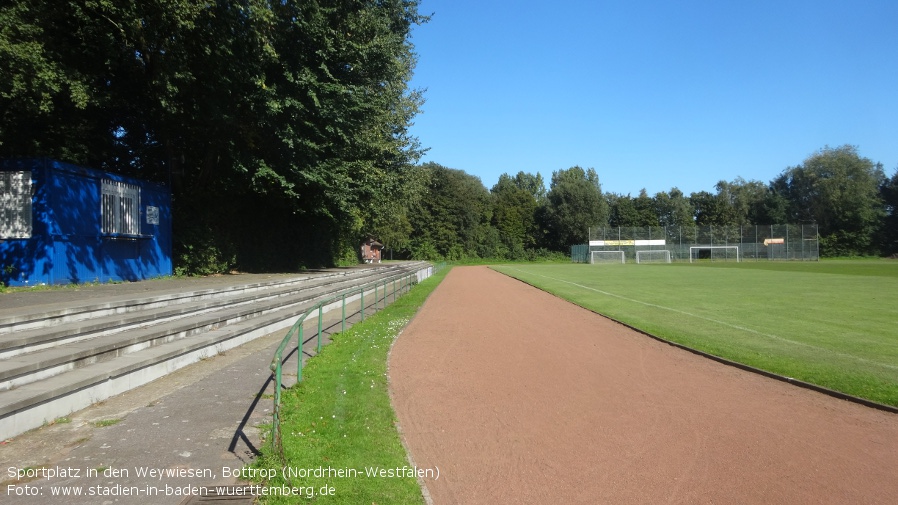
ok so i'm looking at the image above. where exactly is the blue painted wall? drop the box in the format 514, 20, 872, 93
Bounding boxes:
0, 159, 172, 286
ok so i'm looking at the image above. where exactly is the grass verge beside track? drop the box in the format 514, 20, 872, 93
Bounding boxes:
494, 261, 898, 407
251, 267, 451, 504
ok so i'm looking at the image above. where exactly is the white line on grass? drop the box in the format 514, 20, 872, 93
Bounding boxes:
506, 267, 898, 371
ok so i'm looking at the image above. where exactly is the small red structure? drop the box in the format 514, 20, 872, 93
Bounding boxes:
360, 237, 383, 264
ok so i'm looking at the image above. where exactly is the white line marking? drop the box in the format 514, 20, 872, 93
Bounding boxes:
505, 267, 898, 371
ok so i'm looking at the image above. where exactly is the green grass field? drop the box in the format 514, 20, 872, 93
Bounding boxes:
493, 260, 898, 407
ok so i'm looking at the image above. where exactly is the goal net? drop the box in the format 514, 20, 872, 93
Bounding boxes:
689, 246, 739, 262
635, 250, 671, 264
590, 250, 625, 264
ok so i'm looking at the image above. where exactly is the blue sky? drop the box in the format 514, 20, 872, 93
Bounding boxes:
407, 0, 898, 196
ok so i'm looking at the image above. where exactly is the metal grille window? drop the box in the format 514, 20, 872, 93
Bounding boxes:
0, 171, 32, 239
101, 179, 140, 235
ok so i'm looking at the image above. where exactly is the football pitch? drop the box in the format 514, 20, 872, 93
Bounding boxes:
492, 261, 898, 407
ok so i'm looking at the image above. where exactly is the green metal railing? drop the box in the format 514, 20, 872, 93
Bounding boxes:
269, 264, 440, 451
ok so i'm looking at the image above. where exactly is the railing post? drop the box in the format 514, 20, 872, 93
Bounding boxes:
317, 305, 323, 353
341, 293, 346, 333
360, 285, 365, 321
297, 325, 303, 382
273, 361, 282, 448
375, 282, 379, 312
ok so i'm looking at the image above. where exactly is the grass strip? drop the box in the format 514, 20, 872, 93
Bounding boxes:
251, 266, 451, 504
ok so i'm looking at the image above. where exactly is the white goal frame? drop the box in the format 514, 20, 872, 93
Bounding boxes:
689, 246, 740, 263
635, 250, 671, 264
590, 250, 625, 264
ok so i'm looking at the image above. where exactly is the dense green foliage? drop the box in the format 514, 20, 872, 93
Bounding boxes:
495, 262, 898, 407
398, 163, 590, 261
543, 166, 608, 250
395, 146, 895, 261
774, 146, 886, 256
882, 170, 898, 255
402, 162, 494, 260
491, 172, 544, 258
1, 0, 427, 272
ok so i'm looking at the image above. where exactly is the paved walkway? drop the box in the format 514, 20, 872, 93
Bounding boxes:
0, 269, 375, 504
389, 266, 898, 504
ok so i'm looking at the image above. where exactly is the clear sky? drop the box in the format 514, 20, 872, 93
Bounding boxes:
407, 0, 898, 197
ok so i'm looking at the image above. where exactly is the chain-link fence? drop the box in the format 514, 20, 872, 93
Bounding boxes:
571, 225, 819, 263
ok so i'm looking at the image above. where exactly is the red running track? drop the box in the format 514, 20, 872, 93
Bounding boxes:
389, 266, 898, 504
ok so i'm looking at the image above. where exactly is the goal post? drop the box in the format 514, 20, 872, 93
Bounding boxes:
590, 250, 625, 264
635, 250, 671, 264
689, 246, 739, 263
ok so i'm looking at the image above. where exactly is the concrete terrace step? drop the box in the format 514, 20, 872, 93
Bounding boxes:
1, 280, 341, 389
0, 261, 433, 439
0, 265, 413, 335
0, 264, 408, 359
0, 263, 413, 388
0, 276, 321, 334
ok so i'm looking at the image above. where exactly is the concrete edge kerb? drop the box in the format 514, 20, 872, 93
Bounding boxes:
500, 272, 898, 416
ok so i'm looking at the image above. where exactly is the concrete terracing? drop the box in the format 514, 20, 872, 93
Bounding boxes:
0, 262, 432, 440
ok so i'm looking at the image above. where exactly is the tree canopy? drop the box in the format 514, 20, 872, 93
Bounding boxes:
773, 146, 886, 256
0, 0, 427, 271
543, 166, 607, 250
491, 172, 543, 258
389, 146, 894, 261
881, 169, 898, 255
403, 163, 494, 260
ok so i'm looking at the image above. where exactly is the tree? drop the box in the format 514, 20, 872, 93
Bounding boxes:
654, 188, 694, 227
714, 178, 770, 225
880, 168, 898, 255
511, 171, 547, 203
367, 163, 431, 259
543, 166, 607, 249
774, 145, 886, 256
758, 178, 790, 225
690, 191, 730, 226
632, 189, 659, 227
406, 163, 492, 260
606, 193, 637, 228
491, 172, 545, 257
